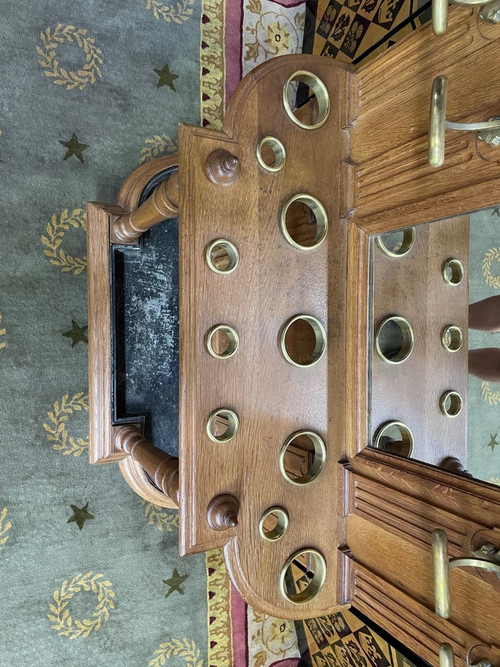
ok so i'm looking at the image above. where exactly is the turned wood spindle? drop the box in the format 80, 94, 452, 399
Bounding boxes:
112, 169, 179, 244
206, 494, 240, 531
205, 149, 240, 186
115, 425, 180, 505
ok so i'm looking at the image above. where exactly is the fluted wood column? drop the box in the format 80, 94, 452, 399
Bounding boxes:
111, 167, 179, 244
115, 425, 180, 506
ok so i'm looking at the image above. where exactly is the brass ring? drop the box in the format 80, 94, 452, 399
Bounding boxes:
258, 507, 289, 542
375, 316, 414, 364
279, 549, 327, 605
205, 324, 239, 359
206, 409, 239, 443
279, 315, 327, 367
256, 136, 286, 172
442, 258, 464, 286
441, 325, 463, 352
205, 239, 239, 274
373, 421, 414, 458
280, 194, 328, 251
282, 71, 330, 130
439, 391, 463, 417
279, 431, 326, 485
375, 228, 416, 258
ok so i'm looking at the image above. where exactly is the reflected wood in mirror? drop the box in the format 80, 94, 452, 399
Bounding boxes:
369, 216, 469, 468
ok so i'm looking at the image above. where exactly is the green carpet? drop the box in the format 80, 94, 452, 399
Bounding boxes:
468, 208, 500, 482
0, 2, 207, 665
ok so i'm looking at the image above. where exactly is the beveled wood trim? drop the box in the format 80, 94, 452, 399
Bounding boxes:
87, 202, 127, 464
351, 5, 500, 231
349, 448, 500, 527
88, 157, 182, 508
345, 462, 491, 557
118, 456, 178, 509
341, 549, 479, 667
346, 220, 370, 459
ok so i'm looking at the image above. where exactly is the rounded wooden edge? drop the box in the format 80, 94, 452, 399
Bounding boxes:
223, 539, 344, 620
116, 154, 180, 212
118, 455, 178, 509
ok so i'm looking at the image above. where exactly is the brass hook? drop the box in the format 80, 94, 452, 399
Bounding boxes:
428, 76, 500, 167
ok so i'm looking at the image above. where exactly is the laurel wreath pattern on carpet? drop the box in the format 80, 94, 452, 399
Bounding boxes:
43, 392, 89, 456
149, 638, 203, 667
48, 572, 115, 639
146, 0, 195, 24
41, 209, 87, 275
140, 134, 179, 164
37, 24, 103, 91
0, 508, 11, 552
143, 501, 180, 531
0, 314, 5, 351
482, 247, 500, 289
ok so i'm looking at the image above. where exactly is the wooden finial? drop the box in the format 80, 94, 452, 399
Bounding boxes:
206, 494, 240, 530
115, 425, 180, 505
440, 456, 473, 478
205, 149, 240, 186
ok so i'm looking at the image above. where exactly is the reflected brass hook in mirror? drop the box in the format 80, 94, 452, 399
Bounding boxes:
428, 76, 500, 167
432, 0, 500, 34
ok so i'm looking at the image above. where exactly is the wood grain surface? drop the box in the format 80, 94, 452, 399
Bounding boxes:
178, 54, 355, 618
369, 216, 469, 467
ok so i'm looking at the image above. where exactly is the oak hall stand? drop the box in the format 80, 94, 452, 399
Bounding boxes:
88, 9, 500, 665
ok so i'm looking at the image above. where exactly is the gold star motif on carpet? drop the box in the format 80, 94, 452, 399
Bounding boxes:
154, 63, 179, 91
163, 568, 189, 598
59, 133, 89, 163
488, 432, 499, 451
62, 319, 88, 347
67, 503, 95, 530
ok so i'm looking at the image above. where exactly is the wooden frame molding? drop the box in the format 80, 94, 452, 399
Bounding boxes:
87, 155, 179, 510
86, 12, 500, 627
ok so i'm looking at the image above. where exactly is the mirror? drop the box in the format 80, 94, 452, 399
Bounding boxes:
368, 207, 500, 485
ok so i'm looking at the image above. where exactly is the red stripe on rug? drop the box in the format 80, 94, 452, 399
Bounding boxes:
231, 584, 249, 666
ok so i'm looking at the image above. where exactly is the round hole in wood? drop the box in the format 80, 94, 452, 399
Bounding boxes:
373, 421, 414, 458
279, 431, 326, 485
256, 136, 286, 172
439, 390, 463, 417
279, 315, 326, 367
279, 549, 327, 605
258, 507, 289, 542
375, 228, 415, 257
280, 194, 328, 250
205, 239, 239, 274
282, 71, 330, 130
442, 258, 464, 286
375, 316, 414, 364
205, 324, 239, 359
206, 409, 239, 443
441, 325, 463, 352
